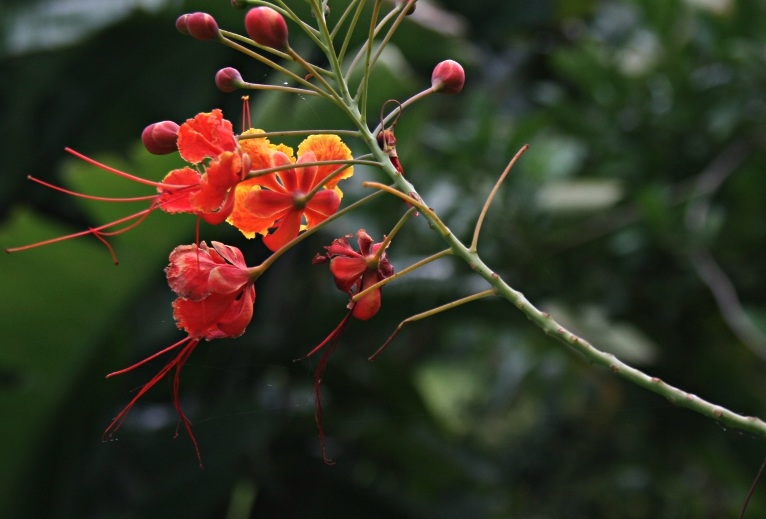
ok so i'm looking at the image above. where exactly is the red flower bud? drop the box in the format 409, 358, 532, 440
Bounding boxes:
245, 7, 289, 49
175, 14, 191, 35
142, 121, 180, 155
215, 67, 244, 93
431, 59, 465, 95
185, 12, 220, 41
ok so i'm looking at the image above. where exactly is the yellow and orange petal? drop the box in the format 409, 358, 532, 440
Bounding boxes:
297, 134, 353, 194
226, 182, 273, 239
239, 129, 294, 171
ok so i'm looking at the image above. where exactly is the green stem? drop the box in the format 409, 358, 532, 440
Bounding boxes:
358, 0, 383, 123
239, 82, 322, 96
302, 153, 375, 200
352, 248, 453, 303
471, 144, 529, 252
368, 0, 413, 71
306, 0, 354, 103
369, 289, 497, 360
238, 129, 361, 140
336, 0, 367, 64
372, 207, 415, 263
371, 86, 435, 140
220, 30, 291, 60
245, 158, 381, 180
346, 3, 400, 85
362, 182, 449, 235
220, 36, 331, 100
250, 190, 385, 276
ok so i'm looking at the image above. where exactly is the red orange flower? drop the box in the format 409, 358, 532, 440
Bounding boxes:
228, 133, 353, 251
157, 109, 248, 223
104, 241, 255, 466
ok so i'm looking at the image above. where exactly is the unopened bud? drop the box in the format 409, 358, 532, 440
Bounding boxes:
231, 0, 248, 10
431, 60, 465, 95
184, 12, 220, 41
245, 7, 289, 50
396, 0, 417, 15
142, 121, 180, 155
176, 14, 191, 35
215, 67, 244, 93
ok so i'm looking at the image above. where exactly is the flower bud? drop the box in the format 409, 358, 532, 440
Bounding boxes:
175, 14, 191, 35
245, 7, 289, 50
396, 0, 417, 15
215, 67, 244, 93
431, 60, 465, 95
231, 0, 248, 10
185, 12, 220, 41
142, 121, 180, 155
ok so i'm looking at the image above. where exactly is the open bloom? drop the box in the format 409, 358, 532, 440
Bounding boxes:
104, 241, 255, 466
228, 133, 353, 252
158, 109, 250, 223
6, 110, 247, 260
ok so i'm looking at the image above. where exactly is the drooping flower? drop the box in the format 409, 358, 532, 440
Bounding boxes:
313, 229, 394, 320
104, 241, 256, 467
303, 230, 394, 463
227, 133, 353, 252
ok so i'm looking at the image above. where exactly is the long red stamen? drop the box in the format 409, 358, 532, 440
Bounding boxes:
5, 185, 197, 256
5, 207, 153, 254
103, 337, 204, 466
65, 148, 192, 190
90, 228, 119, 265
27, 176, 159, 202
297, 310, 353, 464
106, 336, 190, 378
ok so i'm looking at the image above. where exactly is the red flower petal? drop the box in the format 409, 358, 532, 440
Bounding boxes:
244, 188, 294, 219
166, 242, 226, 301
177, 109, 237, 164
262, 208, 303, 251
190, 151, 242, 213
158, 167, 201, 214
330, 256, 368, 292
352, 270, 382, 320
173, 289, 254, 340
304, 189, 340, 228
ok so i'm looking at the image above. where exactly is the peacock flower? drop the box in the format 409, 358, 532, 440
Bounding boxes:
104, 241, 256, 467
227, 133, 353, 252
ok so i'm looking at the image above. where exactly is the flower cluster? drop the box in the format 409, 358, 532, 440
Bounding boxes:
7, 1, 467, 466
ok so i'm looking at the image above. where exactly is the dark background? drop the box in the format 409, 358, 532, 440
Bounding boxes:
2, 0, 766, 517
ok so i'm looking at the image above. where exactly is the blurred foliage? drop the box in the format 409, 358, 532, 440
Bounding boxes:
1, 0, 766, 517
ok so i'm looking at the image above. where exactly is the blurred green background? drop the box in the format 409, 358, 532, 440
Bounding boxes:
2, 0, 766, 517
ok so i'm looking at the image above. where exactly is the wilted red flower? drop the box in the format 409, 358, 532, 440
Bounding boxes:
303, 230, 394, 463
313, 229, 394, 320
104, 241, 256, 467
228, 133, 353, 252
